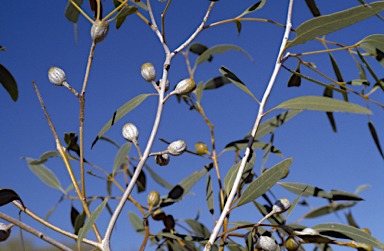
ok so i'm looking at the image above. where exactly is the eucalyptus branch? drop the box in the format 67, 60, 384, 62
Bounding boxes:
203, 1, 294, 250
0, 212, 75, 251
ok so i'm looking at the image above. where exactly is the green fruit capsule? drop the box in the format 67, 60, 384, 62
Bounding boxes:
195, 142, 208, 155
163, 215, 175, 231
285, 236, 300, 251
152, 209, 166, 221
147, 191, 160, 207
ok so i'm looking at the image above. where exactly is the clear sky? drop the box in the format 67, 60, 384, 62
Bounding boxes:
1, 1, 384, 251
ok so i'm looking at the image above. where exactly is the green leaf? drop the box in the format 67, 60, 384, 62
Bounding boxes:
287, 2, 384, 48
196, 45, 253, 67
27, 151, 60, 165
354, 184, 371, 194
128, 211, 145, 235
184, 219, 211, 238
112, 142, 131, 175
116, 6, 138, 29
304, 203, 356, 219
294, 231, 335, 244
356, 47, 384, 91
237, 0, 266, 18
206, 173, 214, 215
223, 140, 283, 157
219, 66, 257, 101
274, 96, 372, 114
237, 158, 292, 207
65, 0, 83, 23
77, 198, 107, 248
360, 34, 384, 53
0, 189, 24, 208
74, 211, 86, 235
304, 0, 321, 17
323, 86, 337, 132
312, 223, 384, 249
0, 64, 18, 101
130, 0, 148, 11
286, 188, 307, 221
345, 211, 359, 228
236, 21, 242, 37
329, 190, 363, 201
26, 158, 64, 192
287, 63, 301, 87
189, 43, 209, 57
360, 42, 384, 68
45, 203, 58, 222
71, 206, 80, 229
224, 154, 255, 194
92, 94, 153, 148
143, 165, 174, 190
196, 81, 204, 103
203, 76, 231, 90
328, 53, 348, 102
369, 120, 384, 159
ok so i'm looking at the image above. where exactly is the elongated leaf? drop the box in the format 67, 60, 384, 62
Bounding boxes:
287, 63, 301, 87
71, 206, 80, 229
236, 21, 242, 37
189, 43, 210, 57
237, 0, 266, 18
28, 151, 60, 165
116, 6, 138, 29
313, 223, 384, 249
203, 76, 231, 90
45, 202, 58, 222
219, 66, 257, 101
65, 0, 83, 23
224, 154, 255, 194
77, 199, 107, 248
323, 86, 337, 132
112, 143, 131, 175
196, 45, 252, 66
0, 64, 18, 101
196, 81, 203, 103
294, 232, 335, 244
92, 94, 153, 148
130, 0, 148, 11
144, 165, 174, 190
345, 211, 359, 228
129, 211, 145, 235
305, 0, 321, 17
355, 184, 371, 194
74, 211, 86, 235
329, 190, 362, 201
237, 158, 292, 207
26, 158, 63, 192
329, 53, 348, 102
0, 189, 24, 208
286, 188, 306, 220
274, 96, 372, 114
360, 42, 384, 69
304, 203, 356, 219
224, 140, 283, 157
356, 47, 384, 91
287, 2, 384, 48
360, 34, 384, 53
206, 173, 214, 215
368, 121, 384, 159
184, 219, 210, 238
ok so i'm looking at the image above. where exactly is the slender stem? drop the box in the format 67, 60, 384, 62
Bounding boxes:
102, 0, 130, 22
161, 0, 172, 38
203, 1, 294, 250
68, 0, 94, 23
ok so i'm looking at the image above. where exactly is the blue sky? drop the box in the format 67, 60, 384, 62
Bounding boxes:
1, 1, 384, 251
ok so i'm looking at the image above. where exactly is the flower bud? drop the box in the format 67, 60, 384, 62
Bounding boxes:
122, 123, 139, 142
168, 140, 187, 156
157, 79, 170, 92
91, 20, 109, 43
195, 142, 208, 155
256, 236, 277, 251
163, 215, 175, 231
285, 236, 300, 251
301, 228, 319, 235
48, 67, 66, 86
141, 63, 156, 82
155, 153, 170, 166
152, 209, 166, 221
272, 198, 291, 214
147, 191, 160, 207
0, 223, 11, 242
174, 78, 196, 95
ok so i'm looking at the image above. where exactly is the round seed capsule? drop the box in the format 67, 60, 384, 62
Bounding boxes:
0, 223, 11, 242
285, 236, 300, 251
168, 140, 187, 156
141, 63, 156, 82
147, 191, 160, 207
195, 142, 208, 155
155, 153, 170, 166
152, 209, 166, 221
256, 236, 277, 251
122, 123, 139, 142
174, 78, 196, 95
48, 67, 66, 86
272, 198, 291, 214
91, 20, 109, 43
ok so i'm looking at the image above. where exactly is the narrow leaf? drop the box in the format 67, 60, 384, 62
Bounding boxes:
360, 34, 384, 53
128, 211, 145, 235
196, 45, 253, 67
237, 0, 266, 18
286, 188, 307, 220
323, 86, 337, 132
130, 0, 148, 11
196, 81, 204, 103
278, 182, 333, 199
77, 199, 108, 248
356, 47, 384, 91
65, 0, 83, 23
360, 42, 384, 68
237, 158, 292, 207
203, 76, 231, 90
184, 219, 211, 238
45, 203, 58, 222
287, 63, 301, 87
112, 143, 131, 175
304, 0, 321, 17
0, 64, 18, 101
0, 189, 24, 208
92, 94, 153, 148
274, 96, 372, 114
116, 6, 138, 29
224, 154, 255, 194
144, 164, 174, 190
287, 2, 384, 48
224, 140, 283, 157
28, 151, 60, 165
328, 53, 348, 102
345, 211, 359, 228
313, 223, 384, 249
206, 173, 214, 215
368, 121, 384, 159
189, 43, 209, 57
236, 21, 242, 37
355, 184, 371, 194
304, 203, 356, 219
219, 66, 257, 101
27, 158, 63, 192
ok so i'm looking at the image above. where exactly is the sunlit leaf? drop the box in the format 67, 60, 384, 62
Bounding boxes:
0, 189, 24, 208
77, 199, 108, 248
224, 154, 255, 194
112, 143, 131, 175
0, 64, 18, 101
287, 63, 301, 87
144, 165, 174, 190
313, 223, 384, 249
206, 173, 214, 215
27, 151, 60, 165
92, 94, 154, 148
130, 0, 148, 11
274, 96, 372, 114
295, 231, 335, 243
196, 45, 253, 67
305, 0, 321, 17
128, 211, 145, 235
286, 188, 306, 220
45, 202, 58, 222
203, 76, 231, 90
219, 66, 257, 101
26, 158, 64, 192
354, 184, 371, 194
360, 34, 384, 53
237, 0, 266, 18
368, 121, 384, 159
359, 42, 384, 68
237, 158, 292, 207
116, 6, 138, 29
65, 0, 83, 23
304, 203, 356, 218
287, 2, 384, 48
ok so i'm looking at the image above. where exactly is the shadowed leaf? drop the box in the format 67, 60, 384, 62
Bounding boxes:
116, 6, 137, 29
287, 63, 301, 87
224, 139, 283, 157
184, 219, 211, 237
323, 86, 337, 132
360, 42, 384, 68
206, 173, 214, 215
28, 151, 60, 165
129, 211, 145, 235
203, 76, 231, 90
368, 121, 384, 159
356, 47, 384, 91
219, 66, 257, 101
345, 211, 359, 228
65, 0, 83, 23
274, 96, 372, 114
237, 0, 266, 18
287, 2, 384, 48
0, 64, 18, 101
0, 189, 24, 208
328, 53, 347, 102
196, 45, 252, 66
236, 21, 241, 37
189, 43, 210, 57
305, 0, 321, 16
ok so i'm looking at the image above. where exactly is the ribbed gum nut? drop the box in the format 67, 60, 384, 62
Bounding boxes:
285, 236, 300, 251
141, 63, 156, 82
174, 78, 196, 95
301, 228, 319, 235
256, 236, 277, 251
91, 20, 109, 43
48, 67, 66, 86
195, 142, 208, 155
155, 153, 170, 166
157, 79, 170, 92
152, 209, 166, 221
147, 191, 160, 207
0, 223, 10, 242
122, 123, 139, 142
168, 140, 187, 156
163, 215, 175, 231
272, 198, 291, 214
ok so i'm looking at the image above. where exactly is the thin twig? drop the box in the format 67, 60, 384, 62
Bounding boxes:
203, 1, 295, 250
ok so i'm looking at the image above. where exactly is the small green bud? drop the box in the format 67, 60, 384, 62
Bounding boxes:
195, 142, 208, 155
91, 20, 109, 43
141, 63, 156, 82
284, 236, 300, 251
147, 191, 160, 207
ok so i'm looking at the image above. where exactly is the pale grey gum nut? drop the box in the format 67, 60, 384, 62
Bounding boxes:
122, 123, 139, 142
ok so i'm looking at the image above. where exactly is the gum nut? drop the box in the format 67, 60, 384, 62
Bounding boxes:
272, 198, 291, 214
48, 67, 66, 86
0, 223, 10, 242
285, 236, 300, 251
122, 123, 139, 142
174, 78, 196, 95
301, 228, 319, 235
256, 236, 277, 251
152, 209, 166, 221
141, 63, 156, 82
91, 20, 109, 43
147, 191, 160, 207
195, 142, 208, 155
155, 153, 170, 166
157, 79, 170, 92
168, 140, 187, 156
